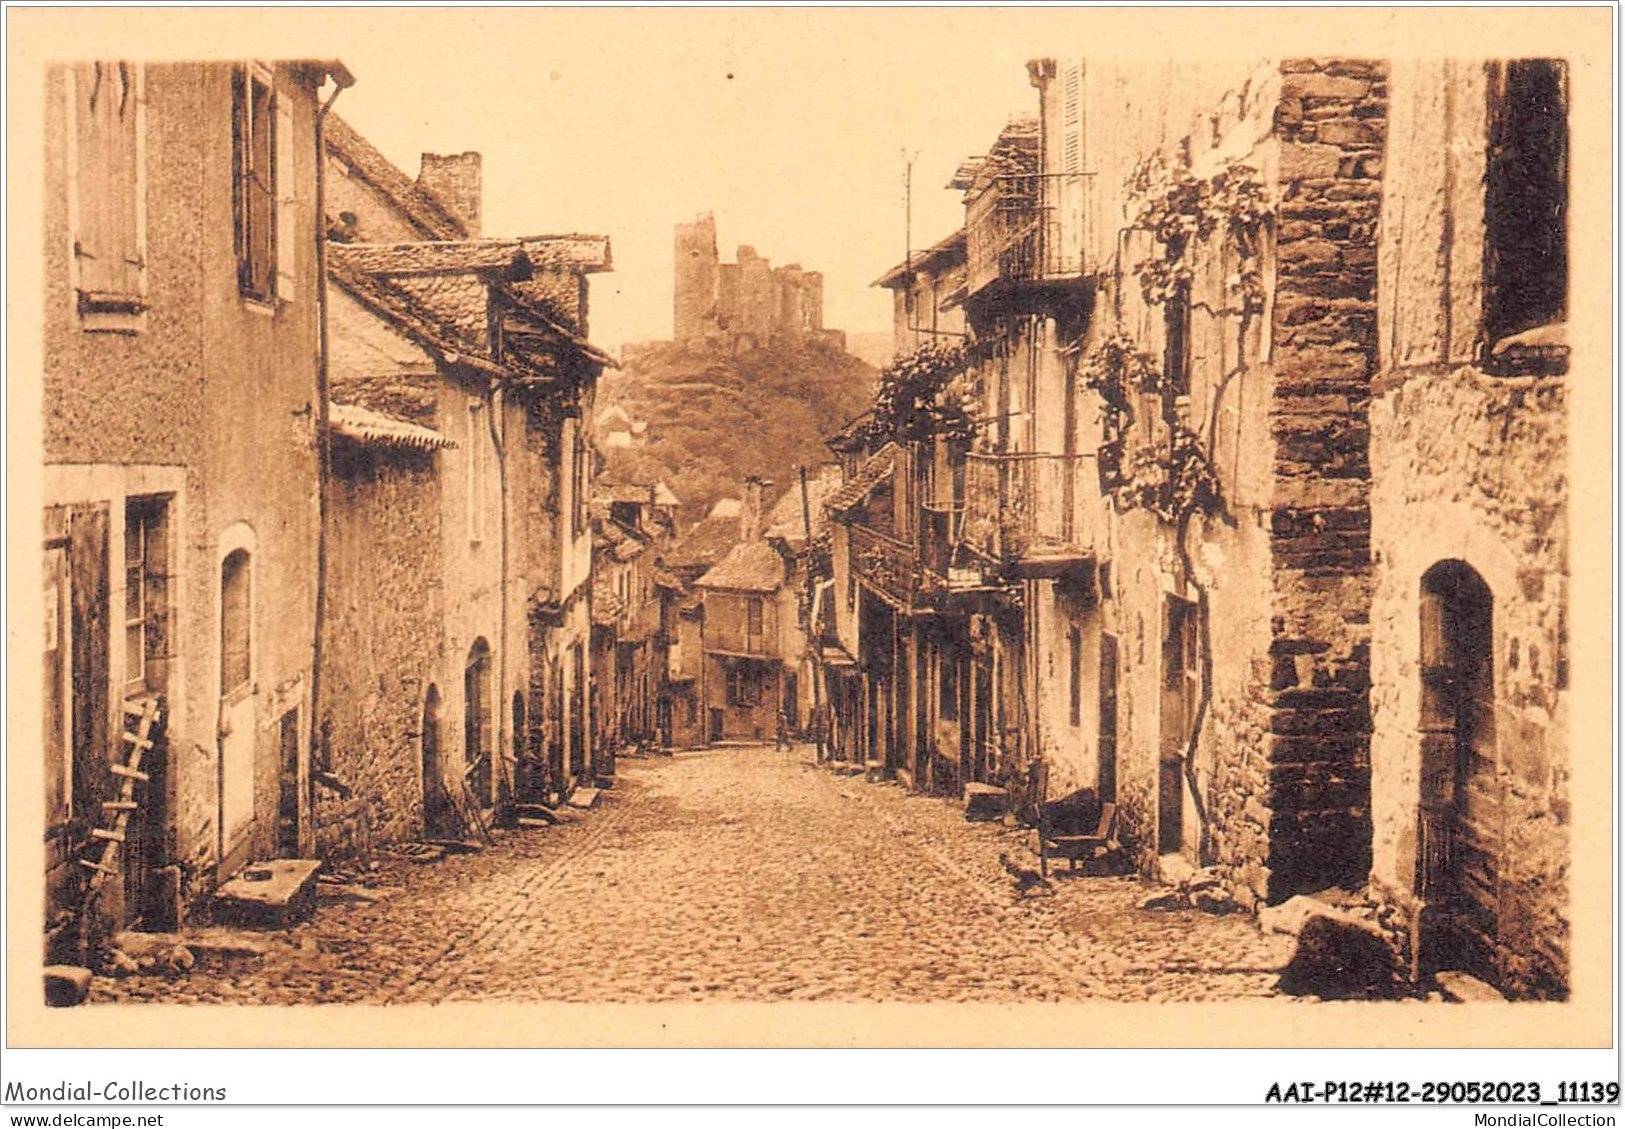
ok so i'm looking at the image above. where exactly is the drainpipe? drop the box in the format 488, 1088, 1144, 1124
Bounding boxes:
309, 66, 352, 852
484, 374, 512, 815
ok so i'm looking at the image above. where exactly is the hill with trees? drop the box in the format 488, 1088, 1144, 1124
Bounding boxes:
596, 339, 877, 525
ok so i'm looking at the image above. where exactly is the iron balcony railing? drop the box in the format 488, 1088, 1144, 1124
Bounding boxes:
961, 451, 1100, 566
965, 172, 1091, 297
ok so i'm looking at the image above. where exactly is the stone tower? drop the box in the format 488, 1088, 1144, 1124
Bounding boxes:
674, 214, 719, 342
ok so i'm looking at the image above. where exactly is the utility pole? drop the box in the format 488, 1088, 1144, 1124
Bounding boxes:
799, 465, 826, 764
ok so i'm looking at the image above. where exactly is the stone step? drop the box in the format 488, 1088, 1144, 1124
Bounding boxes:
567, 787, 601, 810
44, 965, 93, 1007
962, 782, 1008, 823
1436, 970, 1507, 1003
421, 838, 485, 855
513, 803, 560, 823
213, 859, 322, 930
517, 816, 554, 831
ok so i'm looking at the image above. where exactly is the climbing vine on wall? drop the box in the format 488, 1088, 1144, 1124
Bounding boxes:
1127, 153, 1271, 317
867, 341, 978, 445
1078, 155, 1269, 524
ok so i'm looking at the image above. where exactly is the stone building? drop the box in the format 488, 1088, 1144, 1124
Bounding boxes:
1365, 59, 1570, 998
873, 229, 968, 359
660, 498, 742, 746
672, 214, 825, 347
40, 60, 352, 953
694, 479, 784, 741
321, 115, 615, 846
590, 483, 678, 753
832, 54, 1568, 999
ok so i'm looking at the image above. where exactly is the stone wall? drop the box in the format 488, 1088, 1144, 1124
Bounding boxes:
1364, 55, 1570, 999
1261, 58, 1387, 899
1368, 366, 1568, 998
320, 443, 444, 849
43, 63, 323, 911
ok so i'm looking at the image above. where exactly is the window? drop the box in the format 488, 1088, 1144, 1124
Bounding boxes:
1163, 273, 1192, 397
121, 497, 172, 695
1068, 625, 1083, 727
68, 61, 146, 326
123, 499, 171, 692
574, 432, 592, 537
232, 63, 296, 302
727, 665, 761, 708
746, 597, 764, 640
220, 549, 252, 693
467, 400, 487, 542
1484, 59, 1568, 349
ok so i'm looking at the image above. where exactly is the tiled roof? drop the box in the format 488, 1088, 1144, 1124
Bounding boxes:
329, 258, 498, 375
333, 243, 617, 373
825, 444, 897, 516
765, 465, 844, 544
324, 114, 468, 241
826, 409, 874, 453
695, 540, 786, 593
667, 512, 741, 571
596, 483, 658, 505
873, 229, 967, 288
329, 402, 455, 451
654, 482, 680, 507
330, 236, 612, 278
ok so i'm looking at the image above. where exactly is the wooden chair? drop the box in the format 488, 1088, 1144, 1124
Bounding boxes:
1042, 801, 1118, 876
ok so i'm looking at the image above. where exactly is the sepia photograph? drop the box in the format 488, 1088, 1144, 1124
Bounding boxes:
2, 3, 1616, 1114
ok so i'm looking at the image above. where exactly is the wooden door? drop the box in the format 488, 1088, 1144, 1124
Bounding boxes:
1098, 634, 1119, 801
218, 548, 256, 867
1418, 562, 1499, 982
1158, 599, 1196, 855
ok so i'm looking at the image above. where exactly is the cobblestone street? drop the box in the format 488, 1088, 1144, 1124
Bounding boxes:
92, 745, 1294, 1005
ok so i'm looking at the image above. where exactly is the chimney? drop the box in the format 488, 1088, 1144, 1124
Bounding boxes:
417, 151, 483, 238
740, 476, 769, 542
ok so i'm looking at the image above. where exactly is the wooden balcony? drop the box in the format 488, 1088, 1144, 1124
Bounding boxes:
849, 523, 942, 614
961, 451, 1099, 577
964, 173, 1091, 300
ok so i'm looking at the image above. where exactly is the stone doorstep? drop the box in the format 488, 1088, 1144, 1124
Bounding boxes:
213, 859, 323, 928
516, 816, 554, 831
114, 927, 269, 962
44, 965, 93, 1007
963, 783, 1008, 823
421, 838, 486, 855
1435, 970, 1508, 1003
315, 883, 395, 905
567, 787, 602, 810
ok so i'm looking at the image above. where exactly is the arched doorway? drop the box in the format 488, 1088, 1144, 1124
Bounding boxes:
217, 544, 256, 868
1415, 560, 1498, 984
420, 685, 449, 837
465, 640, 493, 808
512, 690, 536, 801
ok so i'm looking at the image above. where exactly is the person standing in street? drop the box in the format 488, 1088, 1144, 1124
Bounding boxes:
775, 708, 791, 752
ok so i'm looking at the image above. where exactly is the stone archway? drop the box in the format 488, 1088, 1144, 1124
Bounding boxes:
1415, 560, 1498, 984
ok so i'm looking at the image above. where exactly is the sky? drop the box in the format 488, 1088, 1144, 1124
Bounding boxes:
329, 9, 1049, 352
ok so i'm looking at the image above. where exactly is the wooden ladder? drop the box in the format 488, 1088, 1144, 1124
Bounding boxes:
78, 697, 161, 950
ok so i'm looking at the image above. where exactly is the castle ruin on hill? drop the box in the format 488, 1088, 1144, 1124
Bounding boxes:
674, 214, 840, 350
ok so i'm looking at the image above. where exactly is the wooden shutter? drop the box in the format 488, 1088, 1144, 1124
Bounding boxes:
108, 63, 142, 296
72, 63, 118, 296
1060, 62, 1083, 175
274, 86, 298, 301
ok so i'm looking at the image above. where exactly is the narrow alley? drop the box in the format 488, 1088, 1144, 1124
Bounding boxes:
89, 746, 1290, 1005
